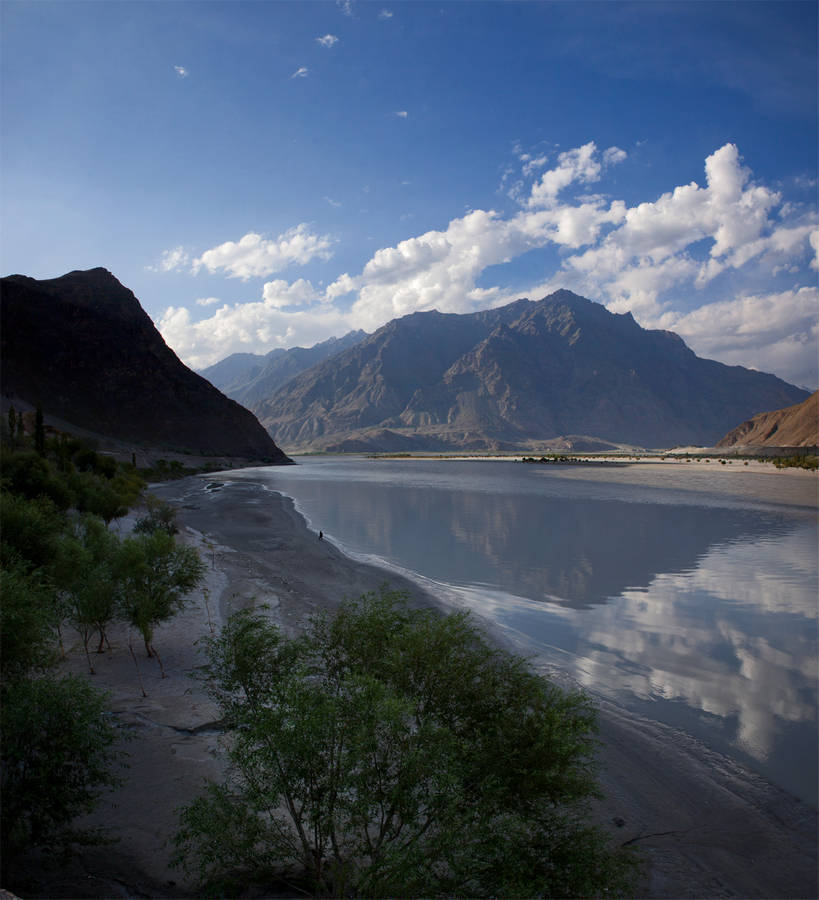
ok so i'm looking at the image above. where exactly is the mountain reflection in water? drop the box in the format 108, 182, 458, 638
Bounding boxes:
229, 458, 817, 805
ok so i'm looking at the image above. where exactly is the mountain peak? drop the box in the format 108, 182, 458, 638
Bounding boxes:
255, 291, 808, 451
1, 270, 290, 461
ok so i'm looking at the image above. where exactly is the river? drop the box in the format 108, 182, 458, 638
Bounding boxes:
224, 456, 818, 806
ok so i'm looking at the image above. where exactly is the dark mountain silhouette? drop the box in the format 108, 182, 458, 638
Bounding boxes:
201, 330, 368, 407
717, 390, 818, 449
255, 290, 808, 451
0, 268, 290, 462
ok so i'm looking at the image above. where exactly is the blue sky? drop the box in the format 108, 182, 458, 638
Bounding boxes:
2, 1, 817, 388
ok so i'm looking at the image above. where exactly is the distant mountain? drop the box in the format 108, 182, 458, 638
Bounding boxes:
0, 268, 291, 462
717, 390, 818, 449
255, 290, 809, 451
201, 331, 368, 407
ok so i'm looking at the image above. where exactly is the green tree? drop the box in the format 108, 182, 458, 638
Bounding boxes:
55, 515, 122, 671
175, 590, 635, 898
0, 674, 124, 861
117, 530, 205, 661
133, 493, 179, 536
0, 559, 59, 678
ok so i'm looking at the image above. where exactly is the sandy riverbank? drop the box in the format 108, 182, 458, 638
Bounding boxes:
15, 473, 817, 899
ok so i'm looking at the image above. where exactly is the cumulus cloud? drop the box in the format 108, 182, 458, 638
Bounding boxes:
662, 287, 819, 388
158, 291, 351, 370
193, 225, 334, 280
174, 65, 189, 78
316, 34, 338, 48
196, 297, 221, 307
158, 142, 816, 387
290, 66, 309, 79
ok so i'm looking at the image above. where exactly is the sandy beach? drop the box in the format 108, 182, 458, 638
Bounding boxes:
20, 472, 817, 899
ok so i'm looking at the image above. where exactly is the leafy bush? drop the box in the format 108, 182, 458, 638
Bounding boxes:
175, 589, 636, 898
0, 674, 124, 860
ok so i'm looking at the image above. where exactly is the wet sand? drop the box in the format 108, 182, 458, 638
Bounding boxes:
20, 473, 817, 899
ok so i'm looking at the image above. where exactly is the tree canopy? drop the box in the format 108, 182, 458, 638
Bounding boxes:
175, 589, 635, 898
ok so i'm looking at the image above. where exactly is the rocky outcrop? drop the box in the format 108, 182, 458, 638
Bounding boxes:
717, 390, 818, 449
0, 268, 291, 462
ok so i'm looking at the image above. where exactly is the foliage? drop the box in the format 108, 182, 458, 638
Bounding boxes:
0, 559, 59, 679
55, 515, 123, 667
175, 589, 636, 898
0, 432, 202, 873
134, 493, 179, 535
772, 454, 818, 470
0, 674, 124, 860
117, 530, 206, 656
0, 490, 66, 571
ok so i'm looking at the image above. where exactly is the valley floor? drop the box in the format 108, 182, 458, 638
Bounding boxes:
10, 474, 817, 899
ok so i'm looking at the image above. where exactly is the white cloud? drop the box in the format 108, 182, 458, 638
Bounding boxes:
337, 0, 353, 16
174, 65, 189, 78
316, 34, 339, 48
378, 9, 394, 19
152, 246, 190, 272
661, 287, 819, 388
290, 66, 309, 79
602, 146, 627, 166
158, 142, 816, 388
158, 290, 352, 369
261, 278, 320, 309
394, 110, 408, 119
323, 196, 342, 208
196, 296, 221, 307
193, 225, 334, 280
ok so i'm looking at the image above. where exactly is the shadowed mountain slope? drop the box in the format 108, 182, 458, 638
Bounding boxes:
0, 268, 290, 462
717, 390, 818, 449
256, 290, 808, 451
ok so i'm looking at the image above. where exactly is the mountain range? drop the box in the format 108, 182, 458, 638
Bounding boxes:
245, 290, 808, 451
201, 330, 367, 408
0, 268, 290, 463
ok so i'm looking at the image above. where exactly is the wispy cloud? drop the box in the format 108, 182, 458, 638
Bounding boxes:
290, 66, 309, 79
316, 34, 339, 48
337, 0, 353, 17
324, 196, 342, 208
394, 110, 408, 119
150, 246, 190, 272
378, 9, 394, 19
196, 297, 221, 307
174, 65, 189, 78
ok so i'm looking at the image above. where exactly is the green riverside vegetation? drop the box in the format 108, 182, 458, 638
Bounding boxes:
0, 411, 205, 882
174, 589, 637, 898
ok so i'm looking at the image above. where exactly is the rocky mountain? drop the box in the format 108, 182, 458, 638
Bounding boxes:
255, 290, 809, 451
201, 330, 368, 407
717, 390, 818, 449
0, 268, 291, 462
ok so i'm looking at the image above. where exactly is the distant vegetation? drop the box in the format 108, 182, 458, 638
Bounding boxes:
771, 454, 818, 470
174, 589, 637, 898
0, 407, 205, 881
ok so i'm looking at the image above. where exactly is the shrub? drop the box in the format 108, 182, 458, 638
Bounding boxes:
175, 589, 636, 898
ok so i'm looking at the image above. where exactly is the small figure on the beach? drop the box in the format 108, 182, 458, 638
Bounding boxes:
319, 530, 323, 540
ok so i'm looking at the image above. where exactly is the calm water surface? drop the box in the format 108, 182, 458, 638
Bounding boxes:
226, 457, 818, 805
